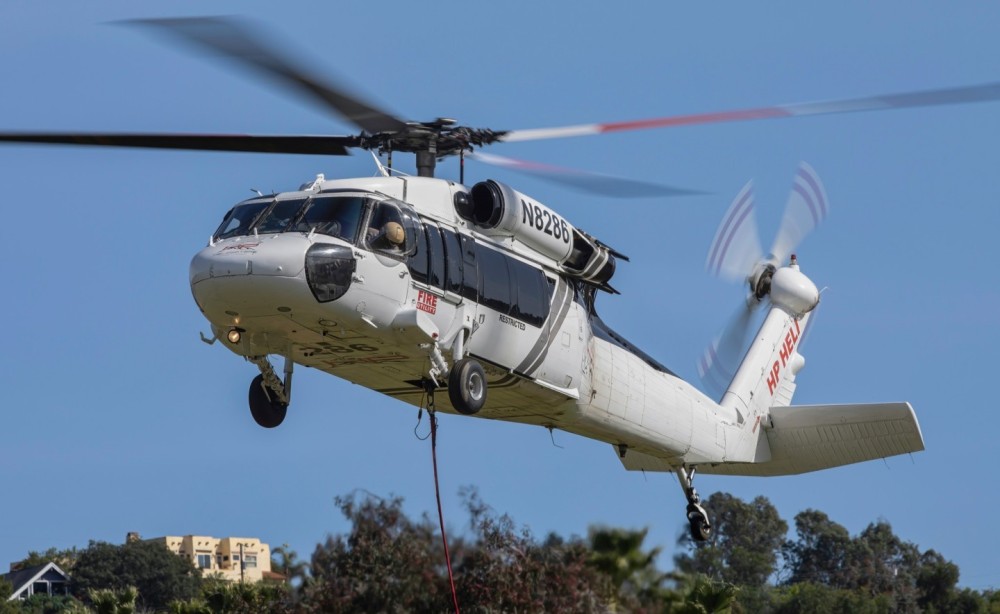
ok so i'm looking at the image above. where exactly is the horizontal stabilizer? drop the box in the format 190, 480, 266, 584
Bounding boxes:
702, 402, 924, 476
616, 403, 924, 477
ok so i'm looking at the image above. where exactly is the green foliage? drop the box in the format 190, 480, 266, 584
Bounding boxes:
8, 489, 992, 613
70, 540, 201, 611
9, 548, 79, 574
84, 586, 137, 614
676, 492, 788, 586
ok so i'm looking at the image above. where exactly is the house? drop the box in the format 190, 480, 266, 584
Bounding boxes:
2, 562, 70, 601
143, 535, 273, 583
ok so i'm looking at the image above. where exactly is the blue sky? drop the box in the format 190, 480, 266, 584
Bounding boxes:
2, 1, 998, 589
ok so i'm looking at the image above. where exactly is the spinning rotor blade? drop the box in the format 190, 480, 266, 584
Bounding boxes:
0, 132, 355, 155
500, 81, 1000, 143
468, 151, 705, 198
705, 180, 763, 281
698, 300, 757, 399
769, 162, 828, 265
129, 17, 408, 135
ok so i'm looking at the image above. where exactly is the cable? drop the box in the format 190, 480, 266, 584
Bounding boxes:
427, 391, 460, 614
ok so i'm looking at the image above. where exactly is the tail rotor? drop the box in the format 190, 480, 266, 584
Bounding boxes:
699, 162, 828, 398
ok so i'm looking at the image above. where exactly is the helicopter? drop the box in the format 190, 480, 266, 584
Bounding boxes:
7, 17, 997, 541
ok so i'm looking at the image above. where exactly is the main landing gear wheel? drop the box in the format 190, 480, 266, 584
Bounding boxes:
248, 374, 288, 428
448, 357, 487, 415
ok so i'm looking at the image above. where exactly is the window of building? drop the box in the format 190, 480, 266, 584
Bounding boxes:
197, 554, 212, 569
244, 555, 258, 569
32, 582, 49, 597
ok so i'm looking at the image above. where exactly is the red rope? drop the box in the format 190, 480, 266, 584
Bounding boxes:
430, 410, 461, 614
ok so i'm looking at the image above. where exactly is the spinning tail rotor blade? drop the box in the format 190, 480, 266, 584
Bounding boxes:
705, 180, 764, 281
128, 17, 408, 134
769, 162, 829, 265
698, 300, 757, 398
468, 151, 706, 198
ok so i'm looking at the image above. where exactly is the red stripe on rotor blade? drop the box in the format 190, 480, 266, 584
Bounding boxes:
599, 107, 792, 133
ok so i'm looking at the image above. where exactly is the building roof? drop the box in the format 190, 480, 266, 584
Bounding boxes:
2, 562, 70, 600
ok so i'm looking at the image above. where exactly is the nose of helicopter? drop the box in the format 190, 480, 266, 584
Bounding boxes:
190, 234, 359, 327
189, 234, 313, 321
190, 234, 308, 282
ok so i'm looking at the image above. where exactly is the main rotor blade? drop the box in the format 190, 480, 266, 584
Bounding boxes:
0, 132, 356, 155
500, 81, 1000, 143
129, 17, 408, 135
468, 151, 705, 198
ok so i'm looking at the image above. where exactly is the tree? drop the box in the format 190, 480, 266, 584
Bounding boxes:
454, 487, 607, 612
84, 586, 138, 614
588, 526, 670, 607
10, 548, 80, 573
782, 509, 855, 587
675, 492, 787, 586
301, 491, 443, 613
70, 540, 201, 611
270, 544, 308, 591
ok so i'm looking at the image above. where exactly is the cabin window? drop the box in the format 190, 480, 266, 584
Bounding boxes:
407, 223, 430, 284
291, 195, 364, 242
476, 243, 512, 313
441, 228, 464, 295
255, 198, 308, 234
425, 225, 445, 289
408, 222, 447, 289
471, 243, 551, 327
509, 258, 551, 327
459, 234, 478, 302
213, 198, 273, 241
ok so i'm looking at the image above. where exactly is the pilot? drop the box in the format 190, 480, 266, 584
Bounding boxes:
368, 220, 406, 251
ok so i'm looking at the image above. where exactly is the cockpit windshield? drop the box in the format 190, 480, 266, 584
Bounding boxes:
214, 198, 273, 241
212, 194, 365, 243
255, 198, 307, 234
291, 195, 364, 242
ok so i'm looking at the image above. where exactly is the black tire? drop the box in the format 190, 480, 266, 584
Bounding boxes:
689, 516, 712, 542
448, 358, 487, 415
248, 374, 288, 428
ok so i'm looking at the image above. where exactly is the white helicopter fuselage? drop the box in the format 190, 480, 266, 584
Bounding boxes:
190, 175, 737, 467
190, 173, 923, 483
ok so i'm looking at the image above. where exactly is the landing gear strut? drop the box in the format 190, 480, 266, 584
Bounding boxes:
677, 466, 712, 542
247, 355, 293, 428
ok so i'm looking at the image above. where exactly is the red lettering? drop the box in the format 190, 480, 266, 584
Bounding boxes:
766, 361, 780, 394
416, 290, 438, 315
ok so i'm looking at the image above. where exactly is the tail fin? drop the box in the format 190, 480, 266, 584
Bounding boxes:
722, 303, 813, 461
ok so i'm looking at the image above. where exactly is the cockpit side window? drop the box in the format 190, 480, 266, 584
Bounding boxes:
365, 200, 418, 257
291, 195, 364, 243
213, 198, 274, 241
255, 198, 308, 235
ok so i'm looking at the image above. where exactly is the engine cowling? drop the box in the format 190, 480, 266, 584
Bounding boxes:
460, 180, 618, 286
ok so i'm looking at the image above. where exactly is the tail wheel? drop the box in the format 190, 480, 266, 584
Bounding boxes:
448, 358, 487, 415
249, 374, 288, 428
689, 516, 712, 542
